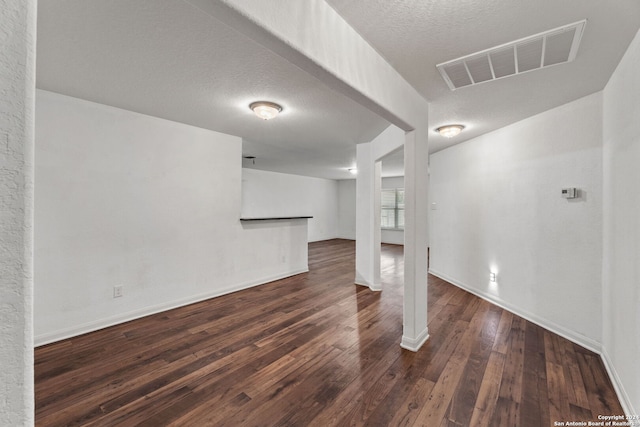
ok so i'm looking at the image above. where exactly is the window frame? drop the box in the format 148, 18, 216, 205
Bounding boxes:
381, 187, 404, 231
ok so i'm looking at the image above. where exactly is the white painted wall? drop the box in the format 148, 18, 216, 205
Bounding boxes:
429, 92, 603, 350
355, 142, 382, 290
241, 168, 339, 242
602, 28, 640, 416
382, 176, 404, 188
336, 176, 405, 245
401, 127, 430, 351
35, 90, 309, 345
0, 1, 36, 424
381, 176, 405, 245
381, 228, 403, 246
337, 179, 356, 240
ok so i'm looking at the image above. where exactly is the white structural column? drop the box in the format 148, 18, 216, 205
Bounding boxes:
355, 142, 381, 291
0, 0, 36, 424
356, 125, 406, 291
401, 128, 430, 351
185, 0, 431, 351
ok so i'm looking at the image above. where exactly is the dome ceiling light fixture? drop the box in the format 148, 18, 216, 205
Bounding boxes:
436, 124, 465, 138
249, 101, 282, 120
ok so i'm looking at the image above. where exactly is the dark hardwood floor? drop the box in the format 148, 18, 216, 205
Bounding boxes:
35, 239, 623, 426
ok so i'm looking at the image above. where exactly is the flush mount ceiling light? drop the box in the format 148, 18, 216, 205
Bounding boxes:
436, 124, 465, 138
249, 101, 282, 120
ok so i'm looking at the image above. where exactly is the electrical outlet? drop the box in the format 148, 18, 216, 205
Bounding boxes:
114, 285, 124, 298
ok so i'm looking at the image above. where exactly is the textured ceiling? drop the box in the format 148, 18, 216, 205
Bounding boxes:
37, 0, 640, 180
326, 0, 640, 153
36, 0, 389, 180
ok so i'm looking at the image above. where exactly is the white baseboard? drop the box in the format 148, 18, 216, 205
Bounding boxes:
354, 279, 382, 292
401, 327, 430, 352
308, 236, 344, 243
369, 282, 382, 291
428, 269, 602, 354
429, 269, 639, 419
601, 347, 636, 418
35, 268, 309, 347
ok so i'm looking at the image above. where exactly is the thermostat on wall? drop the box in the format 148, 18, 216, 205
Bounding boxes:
561, 188, 578, 199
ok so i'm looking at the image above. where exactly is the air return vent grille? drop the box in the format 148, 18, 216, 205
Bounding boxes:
437, 20, 586, 91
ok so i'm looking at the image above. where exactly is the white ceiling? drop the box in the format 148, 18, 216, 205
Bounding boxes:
37, 1, 640, 180
36, 0, 389, 180
327, 0, 640, 153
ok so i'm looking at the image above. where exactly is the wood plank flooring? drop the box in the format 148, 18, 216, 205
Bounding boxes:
35, 239, 624, 426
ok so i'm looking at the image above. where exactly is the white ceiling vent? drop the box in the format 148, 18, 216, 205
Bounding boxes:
437, 20, 586, 91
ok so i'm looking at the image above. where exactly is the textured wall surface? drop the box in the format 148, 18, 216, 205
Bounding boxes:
0, 0, 35, 425
241, 168, 339, 242
35, 90, 309, 345
430, 93, 604, 349
337, 179, 356, 240
602, 28, 640, 416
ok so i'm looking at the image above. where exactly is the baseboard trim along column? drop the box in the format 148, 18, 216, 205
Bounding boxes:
369, 282, 382, 291
400, 327, 429, 352
354, 279, 382, 292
